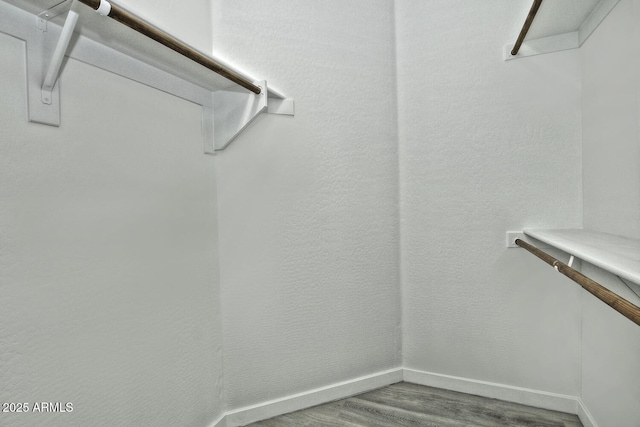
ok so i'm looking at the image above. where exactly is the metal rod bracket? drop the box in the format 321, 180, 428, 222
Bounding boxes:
96, 0, 112, 16
506, 231, 526, 248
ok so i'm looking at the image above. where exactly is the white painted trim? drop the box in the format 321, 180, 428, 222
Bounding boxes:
224, 368, 403, 427
206, 369, 600, 427
208, 413, 227, 427
576, 398, 599, 427
579, 0, 622, 46
403, 368, 581, 416
504, 0, 623, 61
0, 1, 293, 149
504, 32, 579, 61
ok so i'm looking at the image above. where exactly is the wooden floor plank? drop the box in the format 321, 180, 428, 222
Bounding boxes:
390, 382, 580, 424
354, 382, 577, 427
340, 398, 467, 427
249, 401, 357, 427
243, 381, 583, 427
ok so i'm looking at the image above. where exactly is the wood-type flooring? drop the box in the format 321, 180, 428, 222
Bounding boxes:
244, 382, 583, 426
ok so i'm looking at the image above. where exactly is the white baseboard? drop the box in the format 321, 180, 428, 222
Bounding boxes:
215, 367, 599, 427
403, 368, 587, 421
224, 367, 403, 426
576, 398, 599, 427
209, 413, 226, 427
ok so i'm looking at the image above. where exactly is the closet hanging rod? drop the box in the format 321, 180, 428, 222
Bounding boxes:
511, 0, 543, 56
76, 0, 262, 95
515, 239, 640, 326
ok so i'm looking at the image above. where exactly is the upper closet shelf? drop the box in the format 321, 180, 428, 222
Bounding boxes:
523, 229, 640, 285
0, 0, 294, 152
504, 0, 621, 60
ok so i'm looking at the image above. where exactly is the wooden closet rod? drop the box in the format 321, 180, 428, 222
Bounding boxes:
511, 0, 543, 56
76, 0, 262, 95
515, 239, 640, 327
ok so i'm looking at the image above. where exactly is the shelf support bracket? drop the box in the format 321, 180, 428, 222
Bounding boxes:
41, 9, 79, 106
202, 80, 268, 153
23, 1, 77, 126
36, 0, 74, 32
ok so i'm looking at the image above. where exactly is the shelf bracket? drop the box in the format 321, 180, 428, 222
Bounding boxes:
36, 0, 74, 32
202, 80, 268, 153
24, 2, 78, 126
3, 1, 294, 139
267, 98, 295, 116
41, 9, 79, 106
620, 277, 640, 299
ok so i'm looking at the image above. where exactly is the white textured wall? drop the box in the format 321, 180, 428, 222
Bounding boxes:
211, 0, 401, 410
580, 0, 640, 425
582, 0, 640, 239
0, 34, 224, 426
396, 0, 583, 394
117, 0, 212, 53
580, 265, 640, 426
5, 2, 640, 426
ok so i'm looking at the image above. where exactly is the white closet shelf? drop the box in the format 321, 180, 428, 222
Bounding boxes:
0, 0, 293, 152
523, 229, 640, 285
504, 0, 622, 60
